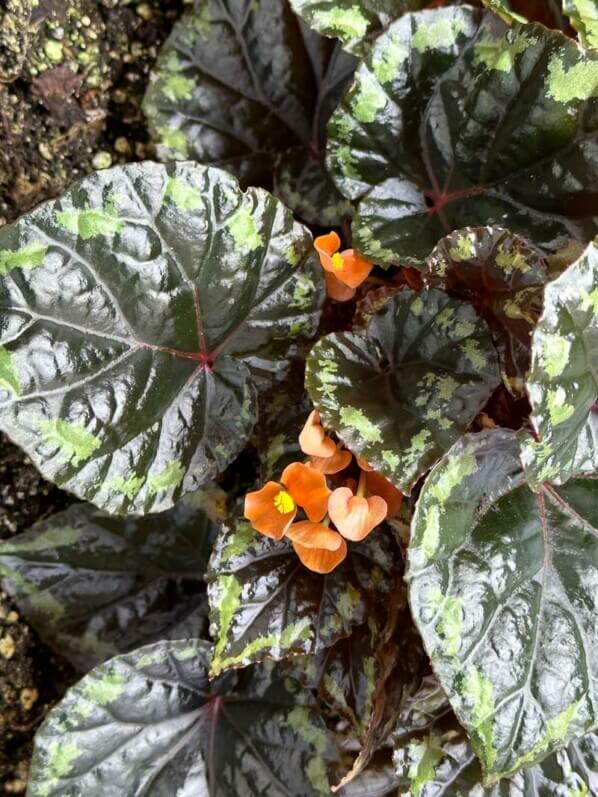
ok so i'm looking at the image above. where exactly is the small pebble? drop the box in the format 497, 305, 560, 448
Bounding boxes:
137, 3, 152, 20
0, 634, 16, 659
92, 151, 112, 169
20, 687, 39, 711
114, 136, 131, 155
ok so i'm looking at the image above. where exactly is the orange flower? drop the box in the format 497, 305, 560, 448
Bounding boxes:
244, 462, 331, 539
286, 520, 347, 573
328, 487, 387, 542
314, 231, 373, 289
324, 271, 356, 302
299, 410, 336, 458
365, 470, 403, 518
309, 448, 352, 475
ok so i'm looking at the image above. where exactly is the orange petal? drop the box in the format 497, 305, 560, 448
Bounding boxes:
309, 449, 353, 475
356, 456, 373, 471
314, 231, 341, 269
325, 271, 356, 301
282, 461, 331, 522
244, 482, 296, 540
328, 487, 387, 542
365, 471, 404, 518
332, 249, 373, 289
292, 538, 348, 573
299, 410, 336, 458
286, 520, 343, 550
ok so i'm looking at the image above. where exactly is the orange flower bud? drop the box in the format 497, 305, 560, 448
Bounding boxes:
299, 410, 336, 458
328, 487, 387, 542
309, 448, 353, 475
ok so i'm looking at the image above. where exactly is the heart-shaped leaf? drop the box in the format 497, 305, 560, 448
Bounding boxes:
0, 161, 324, 514
394, 721, 598, 796
206, 516, 396, 676
408, 428, 598, 782
306, 290, 500, 495
564, 0, 598, 47
143, 0, 356, 225
424, 227, 548, 394
289, 0, 427, 55
523, 238, 598, 486
27, 639, 337, 797
0, 496, 217, 670
326, 6, 598, 266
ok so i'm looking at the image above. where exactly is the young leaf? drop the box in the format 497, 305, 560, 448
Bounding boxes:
0, 161, 324, 514
424, 227, 547, 394
327, 7, 598, 266
143, 0, 356, 225
306, 290, 500, 495
206, 517, 395, 676
564, 0, 598, 47
524, 238, 598, 486
394, 724, 598, 796
289, 0, 427, 56
27, 639, 337, 797
0, 497, 217, 670
408, 429, 598, 782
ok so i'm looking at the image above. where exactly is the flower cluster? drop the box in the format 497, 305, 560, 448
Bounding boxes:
314, 231, 373, 301
244, 410, 402, 573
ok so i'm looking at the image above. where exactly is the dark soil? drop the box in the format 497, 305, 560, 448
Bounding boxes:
0, 0, 184, 789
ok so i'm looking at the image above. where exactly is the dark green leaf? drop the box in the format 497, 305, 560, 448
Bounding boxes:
392, 675, 451, 739
206, 516, 396, 676
564, 0, 598, 47
424, 227, 547, 394
143, 0, 356, 225
0, 161, 324, 514
288, 0, 427, 56
0, 496, 217, 670
523, 238, 598, 486
27, 639, 337, 797
306, 290, 500, 494
408, 429, 598, 782
327, 7, 598, 266
394, 720, 598, 795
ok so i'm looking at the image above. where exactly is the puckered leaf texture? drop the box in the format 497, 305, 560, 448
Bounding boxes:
143, 0, 356, 225
27, 639, 337, 797
408, 429, 598, 783
327, 6, 598, 265
0, 495, 217, 670
306, 290, 500, 494
0, 161, 324, 514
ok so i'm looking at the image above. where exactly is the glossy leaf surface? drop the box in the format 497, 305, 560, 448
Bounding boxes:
564, 0, 598, 47
524, 238, 598, 486
143, 0, 356, 224
207, 516, 395, 676
424, 227, 547, 393
306, 290, 500, 494
327, 7, 598, 265
0, 497, 216, 670
0, 161, 323, 514
289, 0, 426, 55
27, 640, 337, 797
408, 429, 598, 782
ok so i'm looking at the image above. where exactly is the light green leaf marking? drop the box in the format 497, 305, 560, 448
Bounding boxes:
0, 243, 47, 276
547, 386, 575, 425
453, 319, 476, 338
75, 671, 126, 716
405, 429, 431, 465
495, 245, 530, 274
312, 6, 369, 40
546, 56, 598, 104
323, 673, 353, 716
227, 203, 263, 252
473, 33, 537, 74
286, 706, 328, 754
437, 375, 457, 400
136, 647, 168, 668
351, 73, 387, 123
161, 72, 194, 102
412, 18, 466, 53
407, 733, 446, 797
0, 346, 21, 396
147, 460, 184, 493
220, 522, 255, 563
0, 561, 64, 619
461, 339, 487, 370
462, 666, 497, 769
104, 474, 145, 499
337, 582, 361, 621
411, 296, 424, 316
157, 125, 189, 157
0, 526, 79, 554
306, 756, 329, 795
36, 742, 81, 797
448, 234, 475, 261
430, 452, 477, 503
317, 359, 339, 401
165, 177, 202, 211
580, 287, 598, 313
56, 208, 124, 240
339, 405, 382, 443
565, 0, 598, 47
213, 574, 242, 661
540, 333, 571, 378
372, 36, 408, 83
290, 272, 314, 309
382, 449, 399, 469
176, 645, 198, 661
420, 504, 440, 559
429, 589, 464, 657
39, 419, 101, 466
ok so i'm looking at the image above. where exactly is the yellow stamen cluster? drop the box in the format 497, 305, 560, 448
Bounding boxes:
273, 489, 295, 515
331, 252, 344, 271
